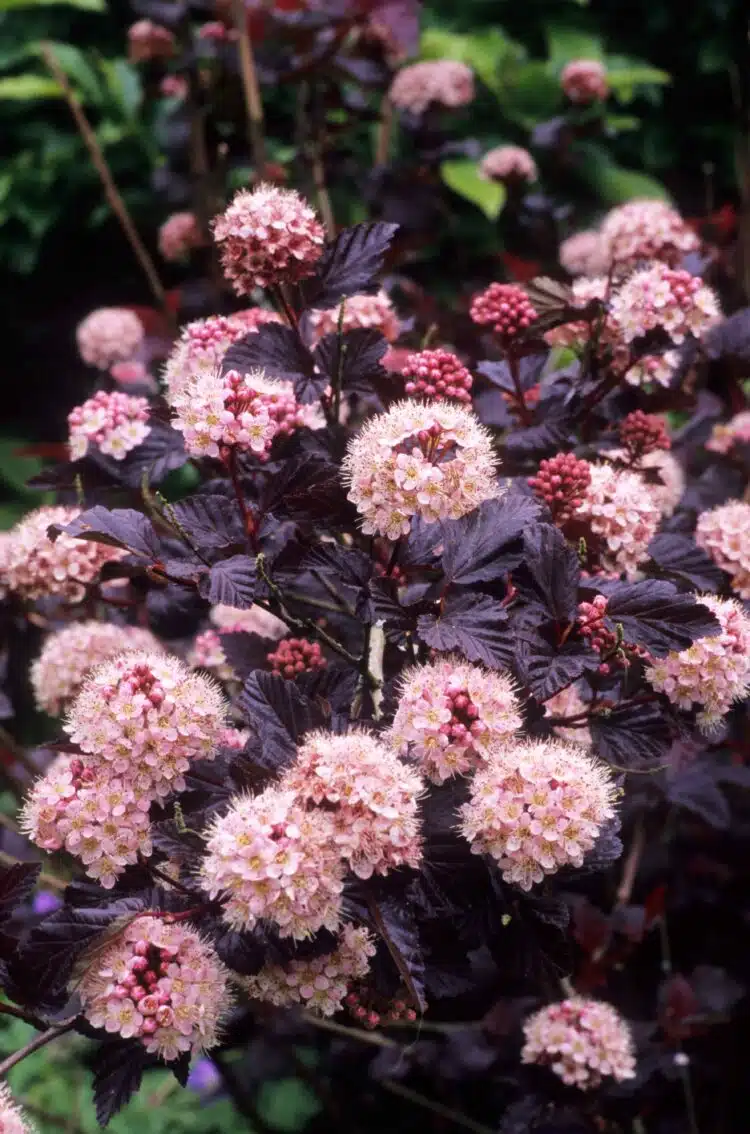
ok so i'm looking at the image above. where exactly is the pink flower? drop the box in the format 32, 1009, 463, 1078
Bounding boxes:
212, 184, 326, 293
470, 283, 538, 344
707, 410, 750, 454
4, 505, 123, 603
127, 19, 175, 63
189, 628, 234, 681
606, 448, 684, 517
400, 348, 473, 404
76, 307, 144, 370
210, 603, 288, 639
160, 75, 188, 99
308, 291, 400, 343
163, 311, 281, 398
388, 657, 522, 783
68, 389, 150, 461
342, 400, 499, 539
574, 464, 662, 577
479, 145, 537, 184
610, 264, 720, 345
559, 230, 606, 277
459, 738, 616, 890
388, 60, 474, 115
158, 212, 205, 262
267, 637, 326, 678
560, 59, 609, 104
623, 350, 680, 389
0, 1083, 35, 1134
522, 997, 636, 1089
599, 200, 700, 272
695, 501, 750, 599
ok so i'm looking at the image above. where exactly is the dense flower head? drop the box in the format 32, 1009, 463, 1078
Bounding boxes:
127, 19, 176, 62
68, 389, 150, 461
158, 211, 204, 262
695, 500, 750, 599
267, 637, 326, 678
189, 628, 234, 682
76, 307, 144, 370
560, 58, 609, 103
4, 505, 123, 603
211, 602, 288, 639
607, 447, 684, 518
0, 1083, 36, 1134
388, 658, 522, 783
388, 60, 474, 115
459, 738, 617, 889
343, 400, 499, 539
610, 264, 720, 345
575, 464, 662, 577
522, 998, 636, 1089
281, 729, 423, 878
308, 291, 400, 343
469, 283, 538, 343
559, 230, 605, 277
66, 651, 226, 797
77, 915, 231, 1061
706, 410, 750, 454
619, 410, 671, 458
243, 925, 376, 1017
599, 199, 701, 271
400, 348, 473, 403
31, 621, 160, 716
645, 595, 750, 732
529, 453, 592, 524
212, 184, 326, 293
201, 786, 345, 938
479, 145, 537, 183
163, 311, 281, 398
169, 365, 309, 459
623, 349, 680, 389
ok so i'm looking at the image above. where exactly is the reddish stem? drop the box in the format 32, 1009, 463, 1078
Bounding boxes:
507, 350, 532, 426
224, 447, 258, 550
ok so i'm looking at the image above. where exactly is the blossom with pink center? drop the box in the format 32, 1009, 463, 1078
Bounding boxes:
4, 505, 123, 603
469, 283, 538, 344
76, 307, 144, 370
459, 738, 617, 890
400, 348, 473, 404
623, 349, 680, 389
388, 60, 474, 115
610, 264, 720, 345
479, 145, 537, 184
388, 657, 522, 784
645, 595, 750, 732
211, 602, 288, 639
599, 199, 701, 272
574, 464, 662, 577
68, 389, 150, 461
31, 622, 159, 716
343, 400, 499, 539
242, 925, 376, 1017
559, 230, 606, 277
560, 59, 609, 103
308, 291, 400, 343
212, 184, 326, 293
281, 729, 423, 879
127, 19, 175, 62
544, 685, 592, 747
65, 651, 226, 797
0, 1083, 36, 1134
706, 410, 750, 455
522, 997, 636, 1089
201, 786, 345, 938
163, 311, 281, 398
189, 628, 235, 681
77, 915, 231, 1060
605, 448, 684, 518
158, 211, 205, 262
695, 500, 750, 599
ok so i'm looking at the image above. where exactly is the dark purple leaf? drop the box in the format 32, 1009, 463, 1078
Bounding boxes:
522, 524, 580, 621
222, 324, 321, 404
703, 307, 750, 362
92, 1040, 147, 1126
602, 580, 720, 657
101, 422, 187, 487
418, 593, 512, 669
689, 965, 743, 1016
666, 762, 730, 829
216, 631, 273, 680
52, 507, 160, 560
590, 701, 673, 768
440, 495, 542, 586
259, 454, 353, 524
302, 222, 399, 310
170, 495, 245, 549
198, 555, 257, 608
239, 672, 329, 773
313, 328, 388, 399
503, 404, 576, 457
477, 352, 548, 394
212, 926, 266, 976
515, 628, 597, 701
368, 0, 420, 57
0, 862, 41, 917
648, 533, 725, 593
370, 897, 426, 1013
294, 666, 360, 714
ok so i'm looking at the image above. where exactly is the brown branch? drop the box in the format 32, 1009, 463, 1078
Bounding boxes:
0, 1018, 78, 1077
311, 150, 335, 238
615, 814, 646, 906
374, 96, 394, 167
230, 0, 266, 174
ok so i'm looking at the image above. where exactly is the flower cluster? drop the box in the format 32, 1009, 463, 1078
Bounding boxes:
76, 307, 144, 370
521, 998, 636, 1089
163, 310, 280, 397
282, 730, 423, 878
31, 621, 159, 716
267, 637, 326, 678
610, 264, 720, 344
308, 291, 400, 343
68, 389, 150, 461
4, 505, 123, 603
479, 145, 537, 184
459, 738, 616, 889
599, 199, 701, 271
623, 349, 680, 389
608, 447, 684, 517
212, 184, 326, 292
618, 410, 671, 458
388, 60, 474, 115
343, 400, 499, 539
211, 602, 288, 639
560, 59, 609, 103
575, 464, 662, 577
127, 19, 175, 62
158, 211, 204, 261
0, 1083, 35, 1134
577, 596, 618, 655
400, 348, 473, 403
695, 500, 750, 598
469, 283, 538, 343
77, 915, 231, 1061
559, 230, 605, 277
645, 595, 750, 732
529, 453, 592, 524
706, 410, 750, 454
388, 658, 522, 783
243, 925, 376, 1017
189, 629, 235, 682
544, 685, 592, 747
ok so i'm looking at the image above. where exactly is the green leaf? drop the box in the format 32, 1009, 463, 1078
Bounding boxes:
605, 113, 640, 132
440, 159, 506, 220
574, 142, 670, 205
32, 41, 102, 103
257, 1078, 322, 1132
0, 0, 104, 9
494, 60, 562, 127
545, 24, 603, 66
0, 73, 60, 99
606, 64, 670, 104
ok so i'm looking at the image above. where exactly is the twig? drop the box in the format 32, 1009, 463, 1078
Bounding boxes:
224, 448, 258, 550
507, 351, 531, 426
374, 96, 394, 167
380, 1080, 497, 1134
299, 1012, 397, 1049
0, 1018, 77, 1077
256, 555, 361, 666
311, 149, 335, 238
230, 0, 266, 174
615, 815, 646, 906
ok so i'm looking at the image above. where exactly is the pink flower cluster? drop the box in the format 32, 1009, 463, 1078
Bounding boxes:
695, 501, 750, 598
479, 145, 537, 184
212, 184, 326, 293
31, 621, 159, 716
610, 264, 720, 345
559, 230, 605, 277
77, 915, 231, 1061
4, 505, 123, 603
560, 59, 609, 103
127, 19, 175, 62
189, 628, 235, 682
282, 729, 424, 879
544, 684, 592, 747
68, 389, 150, 461
308, 291, 400, 343
470, 283, 538, 343
388, 657, 522, 783
343, 400, 498, 539
529, 453, 593, 524
242, 925, 376, 1017
211, 602, 287, 639
163, 310, 281, 398
400, 348, 473, 403
600, 199, 700, 271
624, 349, 680, 389
0, 1083, 35, 1134
388, 60, 474, 115
267, 637, 326, 678
521, 998, 636, 1089
158, 211, 205, 262
646, 595, 750, 732
459, 738, 616, 890
706, 410, 750, 454
575, 464, 662, 577
76, 307, 144, 370
607, 447, 684, 517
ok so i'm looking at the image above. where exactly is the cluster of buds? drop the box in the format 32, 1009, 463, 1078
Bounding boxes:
76, 307, 144, 370
706, 410, 750, 455
267, 637, 326, 678
158, 211, 205, 262
521, 998, 636, 1089
695, 501, 750, 599
529, 453, 592, 524
68, 389, 150, 461
560, 59, 609, 103
308, 291, 400, 344
388, 59, 474, 115
163, 310, 280, 398
345, 988, 418, 1029
4, 505, 123, 604
127, 19, 175, 62
618, 410, 671, 459
576, 596, 635, 675
479, 145, 537, 184
470, 283, 538, 344
599, 199, 700, 272
400, 348, 473, 403
610, 265, 720, 345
